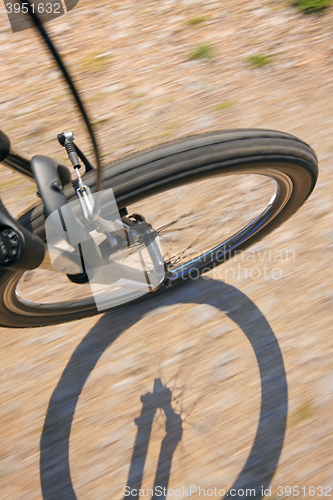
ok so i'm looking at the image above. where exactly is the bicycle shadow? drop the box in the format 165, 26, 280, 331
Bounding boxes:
126, 378, 183, 500
40, 277, 288, 500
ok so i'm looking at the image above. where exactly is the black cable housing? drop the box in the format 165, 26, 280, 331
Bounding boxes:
19, 0, 103, 192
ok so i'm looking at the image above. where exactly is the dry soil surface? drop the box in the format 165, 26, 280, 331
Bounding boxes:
0, 1, 333, 499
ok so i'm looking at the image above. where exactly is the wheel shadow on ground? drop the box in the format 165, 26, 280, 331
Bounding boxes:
40, 277, 288, 500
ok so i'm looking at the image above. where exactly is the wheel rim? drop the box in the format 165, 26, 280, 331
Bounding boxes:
4, 165, 293, 319
128, 167, 292, 280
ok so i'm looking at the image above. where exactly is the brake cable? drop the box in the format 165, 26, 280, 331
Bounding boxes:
19, 0, 103, 193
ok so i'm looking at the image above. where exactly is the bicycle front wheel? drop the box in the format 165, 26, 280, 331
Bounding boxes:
0, 129, 318, 327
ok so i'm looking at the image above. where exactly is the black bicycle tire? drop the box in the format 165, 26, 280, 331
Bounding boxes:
0, 129, 318, 327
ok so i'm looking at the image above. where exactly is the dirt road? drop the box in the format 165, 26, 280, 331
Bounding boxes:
0, 0, 333, 498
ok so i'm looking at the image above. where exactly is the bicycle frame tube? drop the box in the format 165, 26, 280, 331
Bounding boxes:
0, 128, 33, 180
1, 146, 35, 181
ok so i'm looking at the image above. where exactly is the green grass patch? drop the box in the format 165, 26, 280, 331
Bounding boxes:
291, 402, 314, 425
247, 53, 273, 68
215, 101, 234, 111
186, 17, 207, 26
0, 177, 24, 190
189, 44, 215, 60
79, 50, 111, 73
161, 96, 176, 104
165, 121, 183, 130
92, 116, 110, 125
293, 0, 332, 13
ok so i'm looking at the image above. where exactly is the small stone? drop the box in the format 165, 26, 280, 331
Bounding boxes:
215, 349, 238, 367
188, 304, 220, 327
104, 83, 124, 93
208, 324, 233, 338
194, 116, 215, 131
51, 23, 72, 35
